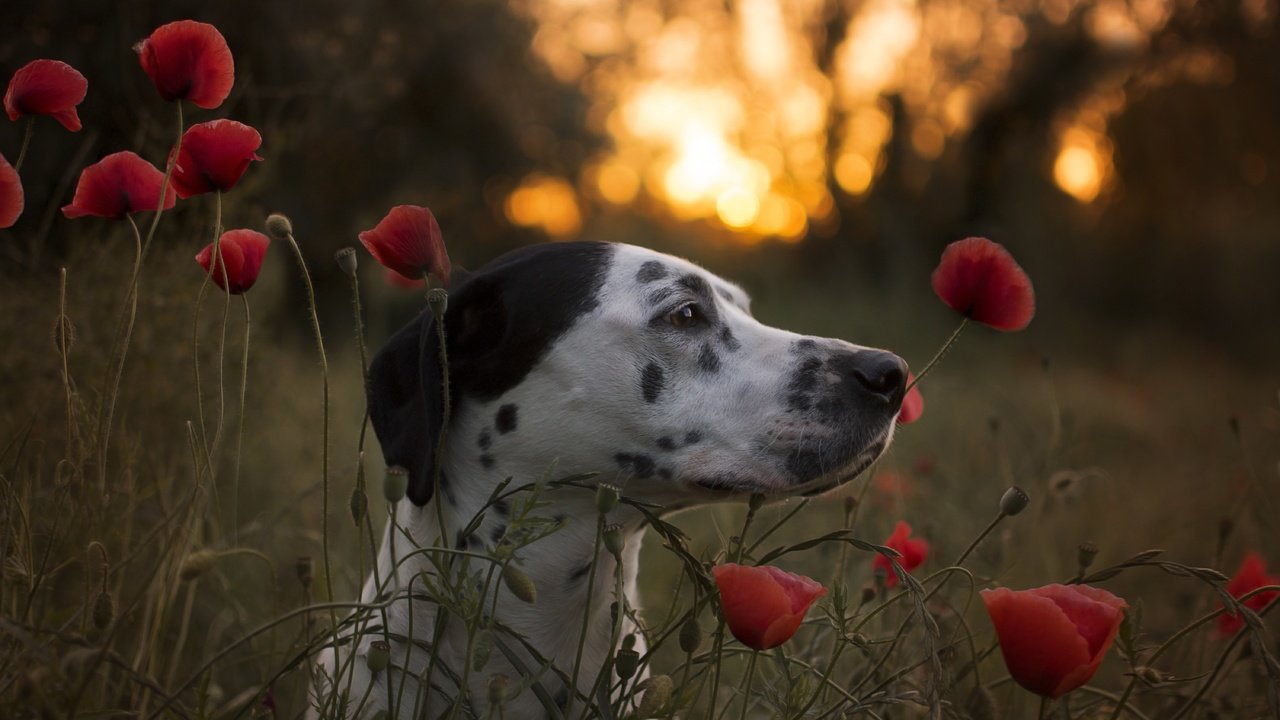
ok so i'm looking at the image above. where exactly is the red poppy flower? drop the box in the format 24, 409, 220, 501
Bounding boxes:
5, 59, 88, 132
135, 20, 234, 109
62, 151, 176, 219
1219, 551, 1280, 636
0, 153, 21, 228
170, 120, 262, 198
981, 584, 1127, 699
930, 237, 1035, 331
873, 521, 929, 587
358, 205, 452, 286
385, 268, 425, 289
712, 563, 826, 650
195, 229, 270, 294
897, 372, 924, 424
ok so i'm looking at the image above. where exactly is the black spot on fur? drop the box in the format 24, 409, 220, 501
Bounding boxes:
636, 261, 667, 283
786, 356, 823, 411
698, 344, 721, 373
491, 524, 506, 543
479, 454, 495, 469
792, 338, 817, 353
719, 326, 740, 351
478, 430, 491, 450
495, 404, 518, 434
678, 274, 713, 299
641, 363, 665, 403
658, 468, 673, 480
492, 499, 509, 516
684, 430, 703, 445
786, 447, 825, 481
614, 453, 656, 479
553, 513, 567, 524
656, 436, 676, 451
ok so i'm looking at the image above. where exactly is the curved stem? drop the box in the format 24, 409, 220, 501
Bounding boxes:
97, 102, 182, 495
232, 295, 250, 543
14, 117, 34, 172
736, 651, 759, 720
906, 318, 968, 392
281, 232, 335, 621
565, 515, 605, 717
953, 512, 1007, 567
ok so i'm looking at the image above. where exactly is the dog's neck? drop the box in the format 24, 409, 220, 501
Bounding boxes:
362, 449, 650, 713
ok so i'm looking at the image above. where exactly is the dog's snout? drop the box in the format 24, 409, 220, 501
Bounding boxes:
849, 351, 908, 407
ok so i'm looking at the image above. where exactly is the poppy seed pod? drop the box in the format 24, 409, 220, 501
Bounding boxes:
999, 486, 1029, 516
383, 466, 408, 504
365, 640, 390, 673
596, 483, 620, 514
487, 673, 509, 705
349, 485, 367, 526
502, 563, 537, 604
179, 550, 220, 581
615, 648, 639, 679
1077, 541, 1099, 571
634, 674, 673, 718
603, 525, 625, 558
92, 590, 114, 630
335, 247, 358, 277
426, 287, 448, 317
264, 213, 293, 240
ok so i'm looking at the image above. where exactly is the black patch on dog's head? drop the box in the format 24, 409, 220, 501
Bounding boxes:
614, 452, 656, 479
636, 261, 667, 283
656, 436, 676, 451
566, 561, 591, 588
697, 344, 721, 373
684, 430, 703, 445
477, 430, 492, 450
479, 454, 495, 469
719, 326, 740, 351
641, 363, 665, 403
495, 404, 518, 434
695, 475, 742, 491
368, 242, 612, 506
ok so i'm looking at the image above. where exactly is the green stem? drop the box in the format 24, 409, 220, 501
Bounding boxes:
565, 515, 605, 717
737, 651, 759, 720
906, 317, 968, 392
232, 295, 250, 543
281, 231, 335, 622
14, 116, 34, 172
429, 290, 451, 548
97, 102, 182, 496
953, 512, 1007, 567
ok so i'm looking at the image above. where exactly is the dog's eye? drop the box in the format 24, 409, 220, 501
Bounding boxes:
667, 303, 702, 329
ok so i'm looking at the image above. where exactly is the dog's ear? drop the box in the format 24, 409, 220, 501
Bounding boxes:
367, 308, 446, 506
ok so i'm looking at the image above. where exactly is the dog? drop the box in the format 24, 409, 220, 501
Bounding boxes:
313, 241, 907, 718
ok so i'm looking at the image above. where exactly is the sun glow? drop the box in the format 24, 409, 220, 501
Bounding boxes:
509, 0, 1176, 241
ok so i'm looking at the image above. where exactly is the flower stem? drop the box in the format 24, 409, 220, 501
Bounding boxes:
953, 511, 1007, 567
1039, 695, 1050, 719
736, 651, 759, 720
232, 295, 250, 543
14, 117, 34, 172
906, 317, 968, 392
96, 102, 182, 496
565, 514, 605, 717
281, 231, 335, 620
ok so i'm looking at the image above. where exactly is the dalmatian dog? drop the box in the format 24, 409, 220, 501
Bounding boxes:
314, 241, 907, 718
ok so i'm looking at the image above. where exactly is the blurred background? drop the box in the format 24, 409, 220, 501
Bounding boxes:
1, 0, 1278, 711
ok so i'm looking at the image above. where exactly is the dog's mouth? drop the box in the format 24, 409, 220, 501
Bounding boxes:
684, 424, 894, 498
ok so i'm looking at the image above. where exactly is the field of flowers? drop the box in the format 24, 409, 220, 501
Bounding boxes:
2, 15, 1278, 720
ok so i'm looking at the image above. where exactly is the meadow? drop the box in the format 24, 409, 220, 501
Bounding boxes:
3, 5, 1280, 719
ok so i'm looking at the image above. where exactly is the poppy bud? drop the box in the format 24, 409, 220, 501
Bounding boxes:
349, 485, 367, 526
615, 648, 639, 679
678, 616, 702, 653
634, 674, 673, 718
999, 486, 1029, 516
335, 247, 358, 277
179, 550, 220, 581
502, 563, 537, 604
472, 629, 493, 671
365, 640, 390, 673
264, 213, 293, 240
843, 495, 857, 515
860, 583, 878, 605
1077, 541, 1099, 571
748, 493, 765, 513
426, 287, 448, 317
622, 633, 637, 651
596, 483, 620, 514
296, 556, 314, 589
603, 525, 625, 558
1134, 666, 1168, 685
487, 674, 509, 705
384, 466, 408, 504
92, 590, 114, 630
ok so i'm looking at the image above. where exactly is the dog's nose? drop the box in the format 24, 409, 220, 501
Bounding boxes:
848, 351, 907, 407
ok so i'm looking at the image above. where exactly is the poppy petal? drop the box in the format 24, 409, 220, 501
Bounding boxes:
897, 372, 924, 424
4, 59, 88, 131
713, 563, 826, 650
136, 21, 234, 109
931, 237, 1035, 331
62, 151, 176, 219
358, 204, 452, 286
170, 119, 262, 198
195, 229, 270, 294
0, 153, 22, 228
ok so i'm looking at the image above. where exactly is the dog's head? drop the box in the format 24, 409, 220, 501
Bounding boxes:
369, 242, 906, 506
